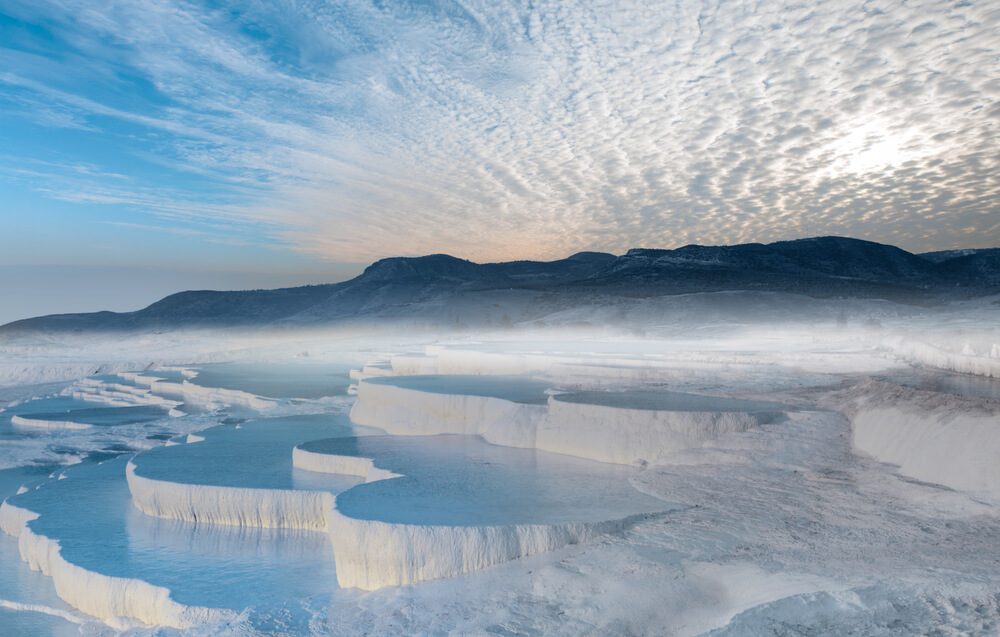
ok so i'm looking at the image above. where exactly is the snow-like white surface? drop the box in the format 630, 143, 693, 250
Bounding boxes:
0, 362, 142, 389
885, 336, 1000, 378
69, 378, 182, 410
844, 380, 1000, 502
350, 379, 547, 449
350, 364, 394, 381
414, 339, 898, 378
540, 395, 762, 465
149, 379, 277, 412
328, 506, 650, 591
351, 379, 781, 465
117, 372, 171, 387
55, 371, 279, 414
388, 354, 439, 376
2, 325, 999, 634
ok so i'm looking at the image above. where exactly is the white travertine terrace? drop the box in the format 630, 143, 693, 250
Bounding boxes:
844, 380, 1000, 501
349, 380, 547, 449
70, 378, 181, 409
886, 337, 1000, 378
291, 443, 661, 590
349, 378, 776, 466
69, 372, 277, 412
146, 379, 277, 412
540, 396, 761, 465
0, 352, 790, 620
326, 506, 654, 591
130, 444, 657, 591
291, 446, 401, 482
0, 500, 234, 628
10, 415, 92, 430
126, 461, 332, 530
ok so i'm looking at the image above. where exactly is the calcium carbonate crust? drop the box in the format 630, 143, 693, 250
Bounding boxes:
0, 500, 234, 628
349, 379, 770, 465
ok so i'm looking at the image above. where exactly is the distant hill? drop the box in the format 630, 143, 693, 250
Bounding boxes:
919, 248, 1000, 263
931, 249, 1000, 286
2, 237, 997, 334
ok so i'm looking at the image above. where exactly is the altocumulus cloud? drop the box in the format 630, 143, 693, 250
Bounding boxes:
1, 0, 998, 261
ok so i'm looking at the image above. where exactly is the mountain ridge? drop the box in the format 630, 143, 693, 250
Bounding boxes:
3, 236, 997, 334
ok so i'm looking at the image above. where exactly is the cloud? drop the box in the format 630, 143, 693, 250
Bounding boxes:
2, 0, 998, 261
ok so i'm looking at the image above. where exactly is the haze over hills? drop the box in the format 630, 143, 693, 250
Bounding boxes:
3, 236, 999, 335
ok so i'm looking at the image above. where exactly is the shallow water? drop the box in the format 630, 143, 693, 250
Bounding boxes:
5, 395, 105, 414
553, 389, 785, 411
18, 404, 167, 427
0, 367, 367, 632
0, 465, 105, 636
189, 361, 357, 399
364, 374, 553, 404
877, 369, 1000, 400
0, 465, 59, 499
141, 369, 190, 382
304, 434, 670, 526
1, 365, 672, 629
0, 388, 183, 471
0, 587, 84, 636
7, 352, 989, 635
132, 413, 364, 491
0, 604, 82, 637
10, 456, 341, 613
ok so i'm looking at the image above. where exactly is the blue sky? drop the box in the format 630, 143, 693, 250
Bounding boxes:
0, 0, 998, 321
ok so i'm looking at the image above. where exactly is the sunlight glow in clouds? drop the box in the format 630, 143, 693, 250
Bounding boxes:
829, 122, 923, 176
0, 0, 998, 265
845, 136, 906, 175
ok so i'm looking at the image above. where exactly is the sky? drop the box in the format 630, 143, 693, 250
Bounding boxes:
0, 0, 998, 322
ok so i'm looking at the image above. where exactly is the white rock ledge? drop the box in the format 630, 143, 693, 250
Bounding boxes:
327, 507, 657, 591
887, 338, 1000, 378
127, 435, 673, 593
349, 380, 546, 449
73, 373, 275, 412
0, 500, 233, 628
294, 439, 668, 590
350, 379, 776, 465
126, 461, 332, 530
11, 415, 92, 430
843, 380, 1000, 502
147, 380, 277, 412
131, 450, 653, 591
70, 378, 182, 409
541, 396, 761, 465
292, 447, 402, 482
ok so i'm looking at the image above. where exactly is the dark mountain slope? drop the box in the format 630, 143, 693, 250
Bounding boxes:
600, 237, 938, 282
1, 284, 341, 332
920, 248, 999, 263
933, 249, 1000, 286
2, 237, 996, 334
